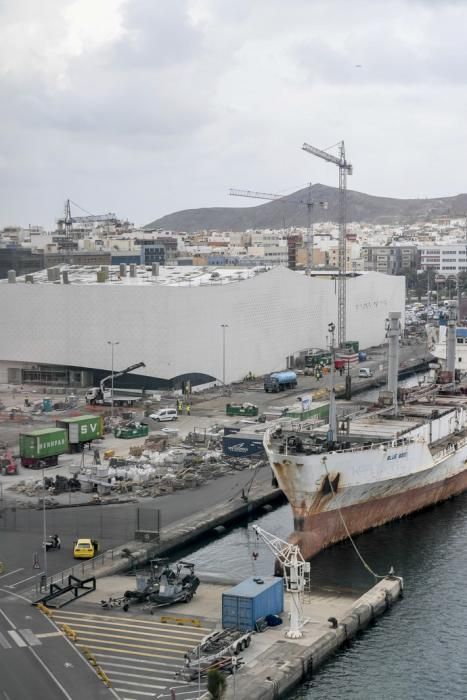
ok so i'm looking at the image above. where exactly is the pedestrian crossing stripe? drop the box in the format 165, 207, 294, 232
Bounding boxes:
94, 653, 182, 669
104, 668, 186, 684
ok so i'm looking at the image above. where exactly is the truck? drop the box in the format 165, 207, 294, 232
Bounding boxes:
85, 362, 146, 406
56, 415, 104, 452
19, 428, 69, 469
264, 370, 297, 393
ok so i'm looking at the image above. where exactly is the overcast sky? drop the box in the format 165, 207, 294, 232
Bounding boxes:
1, 0, 467, 229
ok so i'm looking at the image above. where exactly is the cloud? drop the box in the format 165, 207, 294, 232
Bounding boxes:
0, 0, 467, 228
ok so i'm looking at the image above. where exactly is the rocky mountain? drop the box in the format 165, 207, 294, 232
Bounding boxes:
144, 184, 467, 232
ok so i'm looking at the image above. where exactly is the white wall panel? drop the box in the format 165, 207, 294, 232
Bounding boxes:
0, 269, 404, 383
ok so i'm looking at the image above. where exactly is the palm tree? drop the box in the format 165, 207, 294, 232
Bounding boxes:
207, 668, 227, 699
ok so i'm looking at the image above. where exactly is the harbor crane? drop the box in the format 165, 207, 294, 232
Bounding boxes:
229, 187, 327, 274
59, 199, 118, 237
302, 141, 352, 346
252, 524, 309, 639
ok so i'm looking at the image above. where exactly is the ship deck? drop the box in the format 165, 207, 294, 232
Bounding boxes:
267, 397, 463, 457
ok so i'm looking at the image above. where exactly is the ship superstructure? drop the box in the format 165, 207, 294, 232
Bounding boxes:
264, 311, 467, 561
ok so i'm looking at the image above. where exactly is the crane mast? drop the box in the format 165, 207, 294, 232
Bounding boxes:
252, 524, 309, 638
302, 141, 352, 346
229, 187, 327, 275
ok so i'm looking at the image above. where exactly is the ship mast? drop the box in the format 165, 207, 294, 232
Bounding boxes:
327, 321, 338, 444
446, 304, 457, 384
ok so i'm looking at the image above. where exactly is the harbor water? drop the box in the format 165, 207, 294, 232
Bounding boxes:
187, 374, 466, 699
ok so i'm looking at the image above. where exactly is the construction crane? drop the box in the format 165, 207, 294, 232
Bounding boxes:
59, 199, 117, 237
229, 187, 327, 274
252, 524, 309, 638
85, 362, 146, 406
302, 141, 352, 346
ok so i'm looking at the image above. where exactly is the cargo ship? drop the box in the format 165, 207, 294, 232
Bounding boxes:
264, 312, 467, 561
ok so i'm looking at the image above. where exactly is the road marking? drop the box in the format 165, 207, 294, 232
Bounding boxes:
101, 660, 184, 675
116, 679, 166, 689
0, 632, 12, 649
36, 631, 63, 639
115, 691, 154, 698
28, 646, 73, 699
109, 669, 183, 683
94, 653, 181, 669
7, 630, 27, 647
52, 617, 206, 640
6, 573, 39, 588
0, 608, 16, 629
51, 610, 211, 631
19, 629, 42, 646
0, 587, 30, 602
0, 568, 24, 580
76, 633, 194, 653
62, 627, 196, 650
77, 642, 181, 661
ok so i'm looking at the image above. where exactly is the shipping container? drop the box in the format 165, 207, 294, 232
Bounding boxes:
222, 433, 265, 457
19, 428, 69, 468
222, 577, 284, 631
56, 415, 104, 446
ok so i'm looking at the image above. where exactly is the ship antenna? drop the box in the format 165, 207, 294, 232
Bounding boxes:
327, 322, 338, 445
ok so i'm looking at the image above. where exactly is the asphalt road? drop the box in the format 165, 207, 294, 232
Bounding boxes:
0, 465, 272, 591
0, 589, 114, 699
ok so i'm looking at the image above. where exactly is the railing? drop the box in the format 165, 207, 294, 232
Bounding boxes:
34, 546, 121, 597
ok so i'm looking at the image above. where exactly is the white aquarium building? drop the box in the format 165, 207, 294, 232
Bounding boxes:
0, 265, 404, 389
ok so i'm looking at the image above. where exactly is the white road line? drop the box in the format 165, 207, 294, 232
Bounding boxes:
6, 574, 39, 588
19, 629, 42, 646
53, 620, 203, 643
36, 631, 63, 639
0, 568, 24, 580
7, 630, 27, 647
0, 632, 12, 649
114, 690, 158, 697
116, 679, 166, 690
52, 614, 207, 637
28, 646, 73, 699
51, 610, 211, 632
0, 587, 30, 602
101, 660, 185, 675
0, 608, 16, 629
109, 669, 182, 683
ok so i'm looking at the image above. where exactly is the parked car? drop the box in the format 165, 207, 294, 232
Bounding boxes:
149, 408, 178, 422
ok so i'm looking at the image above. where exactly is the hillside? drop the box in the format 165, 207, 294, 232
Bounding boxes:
144, 184, 467, 232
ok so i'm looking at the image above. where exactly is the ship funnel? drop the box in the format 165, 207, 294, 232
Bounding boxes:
446, 305, 457, 381
386, 312, 401, 416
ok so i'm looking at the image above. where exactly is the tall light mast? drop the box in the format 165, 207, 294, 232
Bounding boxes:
302, 141, 352, 346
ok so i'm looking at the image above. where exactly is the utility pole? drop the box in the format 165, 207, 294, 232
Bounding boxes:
42, 464, 48, 584
221, 324, 228, 387
302, 141, 352, 346
107, 341, 119, 420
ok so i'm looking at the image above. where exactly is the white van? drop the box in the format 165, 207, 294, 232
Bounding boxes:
149, 408, 178, 422
358, 367, 373, 378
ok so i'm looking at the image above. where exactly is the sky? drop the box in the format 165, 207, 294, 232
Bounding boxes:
1, 0, 467, 229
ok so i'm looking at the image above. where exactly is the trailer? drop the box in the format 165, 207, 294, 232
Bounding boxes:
56, 415, 104, 453
186, 628, 252, 666
19, 428, 69, 469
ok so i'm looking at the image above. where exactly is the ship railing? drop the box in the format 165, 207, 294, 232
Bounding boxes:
431, 435, 467, 464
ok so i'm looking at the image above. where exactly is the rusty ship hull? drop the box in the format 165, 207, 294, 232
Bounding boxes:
265, 401, 467, 562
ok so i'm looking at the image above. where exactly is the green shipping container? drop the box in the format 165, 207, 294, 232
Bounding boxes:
56, 415, 104, 444
19, 428, 69, 459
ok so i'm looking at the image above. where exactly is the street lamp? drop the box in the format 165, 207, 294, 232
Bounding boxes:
220, 324, 228, 387
107, 341, 120, 420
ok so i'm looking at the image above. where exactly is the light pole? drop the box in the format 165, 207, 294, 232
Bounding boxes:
107, 341, 119, 420
41, 463, 48, 585
221, 324, 228, 387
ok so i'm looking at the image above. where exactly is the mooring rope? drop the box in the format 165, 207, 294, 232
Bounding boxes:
321, 456, 387, 580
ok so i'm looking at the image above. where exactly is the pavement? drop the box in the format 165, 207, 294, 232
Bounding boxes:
0, 587, 115, 699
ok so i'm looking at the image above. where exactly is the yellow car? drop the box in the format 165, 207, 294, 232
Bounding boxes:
73, 538, 98, 559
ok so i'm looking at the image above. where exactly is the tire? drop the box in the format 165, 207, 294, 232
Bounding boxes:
244, 636, 251, 647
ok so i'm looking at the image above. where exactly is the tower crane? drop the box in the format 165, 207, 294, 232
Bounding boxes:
302, 141, 352, 346
252, 524, 309, 639
229, 187, 327, 274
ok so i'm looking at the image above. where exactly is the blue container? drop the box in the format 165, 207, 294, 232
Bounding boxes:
222, 576, 284, 631
222, 433, 265, 458
358, 351, 367, 362
42, 397, 53, 412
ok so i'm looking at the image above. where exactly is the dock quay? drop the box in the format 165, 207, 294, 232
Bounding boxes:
41, 572, 403, 699
28, 477, 286, 599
